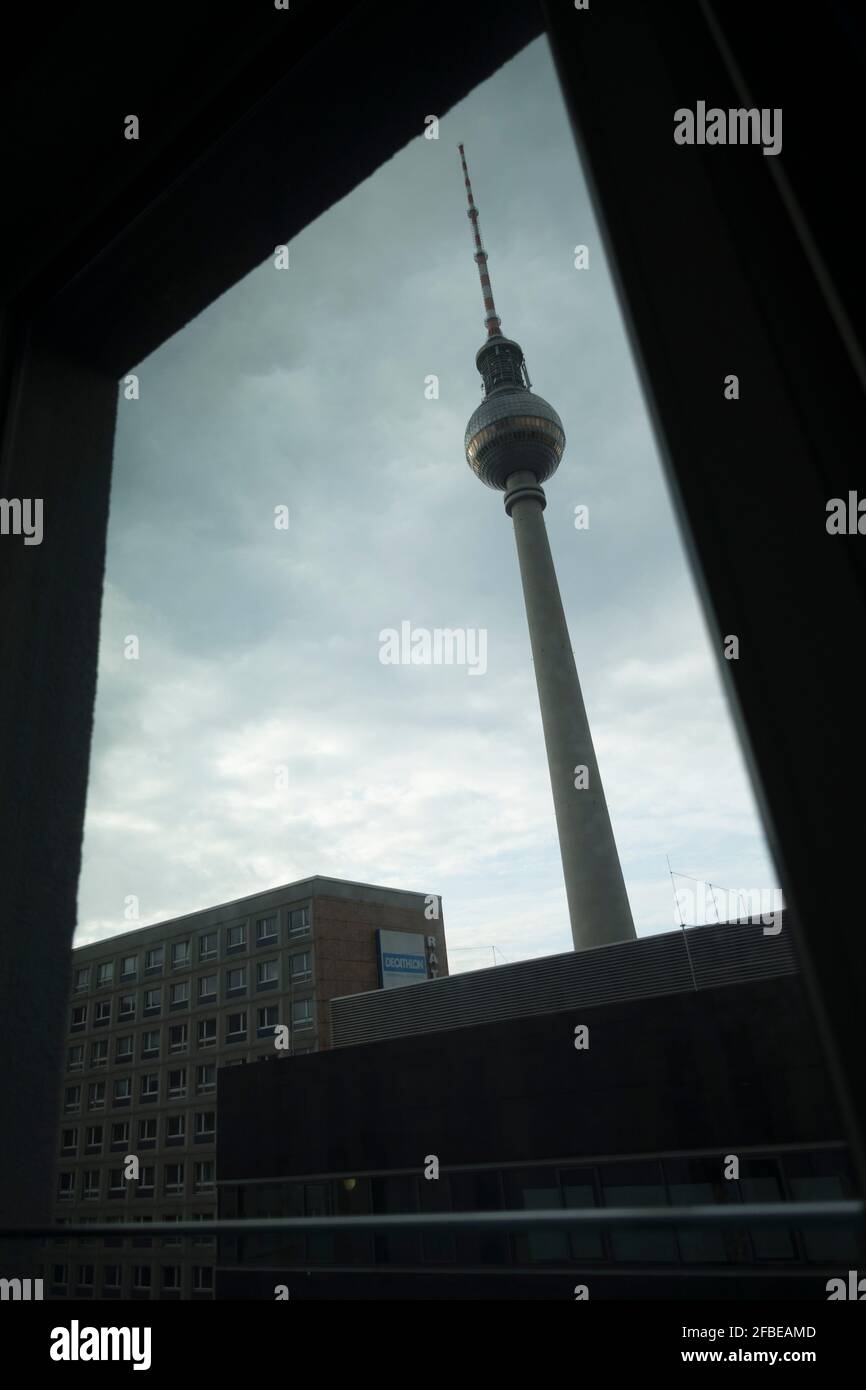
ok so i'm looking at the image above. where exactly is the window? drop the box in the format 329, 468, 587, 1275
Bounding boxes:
292, 997, 314, 1030
289, 905, 310, 937
144, 945, 164, 973
226, 1011, 247, 1043
193, 1265, 214, 1291
169, 980, 190, 1006
115, 1035, 134, 1062
449, 1171, 507, 1267
67, 1044, 84, 1071
194, 1110, 215, 1140
256, 915, 277, 944
120, 955, 137, 980
162, 1213, 183, 1246
664, 1156, 730, 1264
561, 1168, 605, 1261
197, 1017, 216, 1047
194, 1160, 215, 1193
198, 931, 217, 961
198, 974, 217, 1002
226, 966, 247, 994
168, 1068, 187, 1099
290, 951, 311, 982
166, 1114, 185, 1143
164, 1164, 185, 1196
96, 961, 114, 987
52, 1264, 68, 1287
192, 1212, 215, 1247
170, 940, 190, 968
140, 1073, 159, 1102
90, 1039, 108, 1067
64, 1085, 81, 1112
94, 999, 111, 1026
169, 1023, 188, 1052
739, 1157, 796, 1261
138, 1118, 158, 1148
162, 1265, 182, 1290
83, 1171, 100, 1200
132, 1216, 153, 1247
113, 1077, 132, 1104
73, 967, 90, 992
504, 1168, 570, 1263
103, 1265, 121, 1290
226, 924, 246, 951
110, 1121, 129, 1149
141, 1028, 160, 1058
783, 1149, 860, 1263
136, 1167, 155, 1197
79, 1215, 97, 1244
85, 1125, 103, 1152
257, 1004, 279, 1035
77, 1264, 95, 1288
143, 988, 161, 1014
60, 1128, 77, 1156
58, 1172, 75, 1201
88, 1081, 106, 1109
119, 992, 136, 1019
109, 1169, 125, 1197
70, 1004, 87, 1030
196, 1064, 216, 1094
601, 1161, 678, 1264
256, 958, 278, 988
132, 1265, 151, 1289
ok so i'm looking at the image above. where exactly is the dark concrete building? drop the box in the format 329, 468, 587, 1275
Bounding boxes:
216, 920, 862, 1299
41, 876, 446, 1300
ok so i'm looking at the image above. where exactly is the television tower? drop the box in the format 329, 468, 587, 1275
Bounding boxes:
458, 144, 635, 950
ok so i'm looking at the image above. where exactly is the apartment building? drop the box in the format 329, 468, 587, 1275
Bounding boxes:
44, 876, 446, 1299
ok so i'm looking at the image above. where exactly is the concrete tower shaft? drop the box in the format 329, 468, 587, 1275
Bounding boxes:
504, 470, 636, 948
458, 146, 636, 951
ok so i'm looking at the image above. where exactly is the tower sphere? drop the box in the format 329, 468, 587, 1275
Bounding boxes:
464, 386, 566, 490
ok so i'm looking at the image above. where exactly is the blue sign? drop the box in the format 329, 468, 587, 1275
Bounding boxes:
377, 930, 430, 990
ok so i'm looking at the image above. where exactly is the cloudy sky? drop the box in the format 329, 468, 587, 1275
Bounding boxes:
76, 36, 779, 966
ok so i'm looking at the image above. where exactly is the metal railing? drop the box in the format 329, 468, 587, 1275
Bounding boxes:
2, 1199, 862, 1240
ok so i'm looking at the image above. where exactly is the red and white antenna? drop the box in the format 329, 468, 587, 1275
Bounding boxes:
458, 143, 502, 339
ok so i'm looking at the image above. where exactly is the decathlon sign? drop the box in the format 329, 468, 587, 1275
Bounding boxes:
377, 930, 429, 990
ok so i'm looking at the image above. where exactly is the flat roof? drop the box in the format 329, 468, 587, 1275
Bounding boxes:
71, 875, 435, 958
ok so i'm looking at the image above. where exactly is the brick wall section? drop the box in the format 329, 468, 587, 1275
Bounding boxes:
314, 895, 448, 1050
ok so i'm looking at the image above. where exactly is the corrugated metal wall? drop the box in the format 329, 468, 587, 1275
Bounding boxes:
331, 919, 797, 1048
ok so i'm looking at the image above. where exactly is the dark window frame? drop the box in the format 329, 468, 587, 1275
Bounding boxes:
2, 2, 865, 1254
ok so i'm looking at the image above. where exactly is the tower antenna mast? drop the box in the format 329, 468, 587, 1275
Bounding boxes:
458, 143, 502, 339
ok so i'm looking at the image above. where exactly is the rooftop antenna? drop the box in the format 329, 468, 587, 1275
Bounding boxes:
668, 858, 698, 991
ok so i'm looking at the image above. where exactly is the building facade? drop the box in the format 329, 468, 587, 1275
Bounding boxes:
43, 876, 446, 1300
216, 920, 863, 1299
